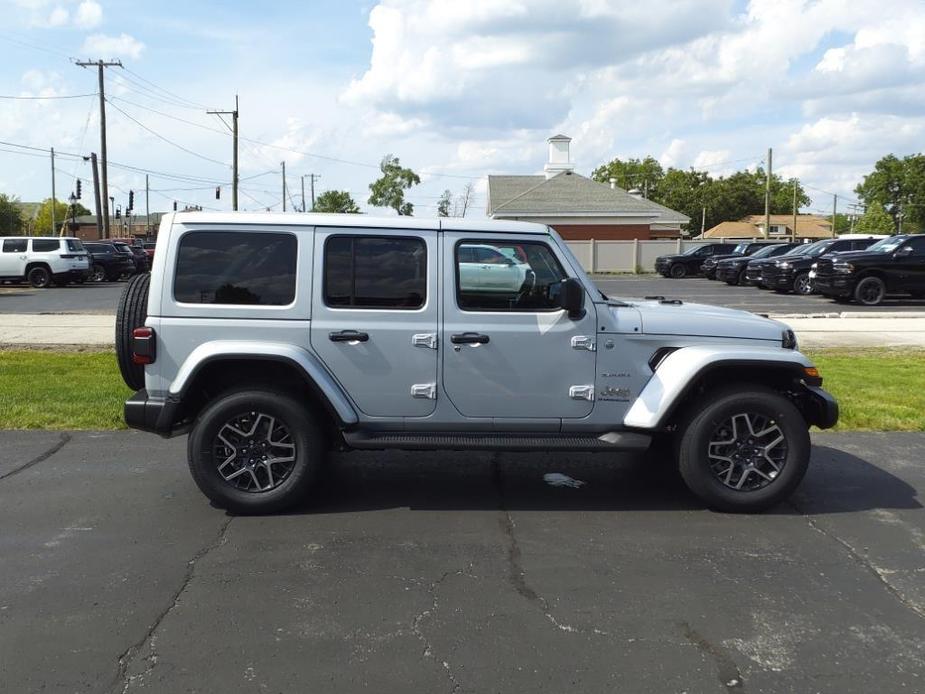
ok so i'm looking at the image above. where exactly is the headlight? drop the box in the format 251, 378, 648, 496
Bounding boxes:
777, 261, 791, 269
834, 262, 855, 274
811, 262, 818, 270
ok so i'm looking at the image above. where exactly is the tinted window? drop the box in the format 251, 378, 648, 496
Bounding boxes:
324, 235, 426, 309
457, 240, 567, 311
902, 237, 925, 256
85, 244, 112, 253
175, 231, 297, 305
66, 239, 84, 252
2, 239, 27, 253
32, 239, 60, 252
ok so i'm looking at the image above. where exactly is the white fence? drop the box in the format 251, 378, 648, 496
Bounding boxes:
564, 238, 766, 274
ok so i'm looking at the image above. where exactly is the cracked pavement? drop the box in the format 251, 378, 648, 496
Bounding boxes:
0, 431, 923, 693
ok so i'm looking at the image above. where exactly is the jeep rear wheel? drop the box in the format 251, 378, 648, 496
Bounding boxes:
187, 390, 325, 514
89, 264, 105, 282
677, 385, 810, 513
669, 263, 687, 279
793, 272, 812, 295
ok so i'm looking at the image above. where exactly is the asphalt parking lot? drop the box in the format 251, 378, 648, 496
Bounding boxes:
2, 431, 923, 693
3, 275, 925, 316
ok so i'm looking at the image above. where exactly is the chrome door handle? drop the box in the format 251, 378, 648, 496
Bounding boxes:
450, 332, 489, 345
329, 330, 369, 343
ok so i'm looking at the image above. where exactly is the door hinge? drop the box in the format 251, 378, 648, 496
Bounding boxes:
411, 383, 437, 400
412, 333, 437, 349
570, 335, 596, 351
569, 385, 595, 401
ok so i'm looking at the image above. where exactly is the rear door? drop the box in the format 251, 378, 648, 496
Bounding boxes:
310, 228, 438, 418
0, 238, 27, 277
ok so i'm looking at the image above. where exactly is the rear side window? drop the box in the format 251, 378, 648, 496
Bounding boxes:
324, 235, 426, 309
32, 239, 60, 252
174, 231, 297, 306
3, 239, 27, 253
66, 240, 84, 252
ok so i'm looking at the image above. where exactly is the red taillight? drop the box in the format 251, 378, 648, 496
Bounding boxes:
131, 327, 156, 365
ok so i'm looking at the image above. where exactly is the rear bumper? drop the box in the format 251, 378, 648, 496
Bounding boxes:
803, 385, 839, 429
125, 389, 182, 437
52, 269, 89, 281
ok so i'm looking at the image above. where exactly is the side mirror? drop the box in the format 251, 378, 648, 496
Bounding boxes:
554, 278, 585, 319
895, 246, 914, 257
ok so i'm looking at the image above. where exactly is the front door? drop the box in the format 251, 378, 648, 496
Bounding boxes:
310, 228, 439, 418
892, 236, 925, 293
441, 233, 598, 420
0, 238, 28, 278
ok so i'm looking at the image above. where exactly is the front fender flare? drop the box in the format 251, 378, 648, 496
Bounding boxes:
623, 345, 814, 430
170, 340, 358, 426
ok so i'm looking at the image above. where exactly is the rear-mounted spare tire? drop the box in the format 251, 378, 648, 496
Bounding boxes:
116, 273, 150, 390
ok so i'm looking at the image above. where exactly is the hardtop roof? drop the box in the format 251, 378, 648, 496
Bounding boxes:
168, 212, 550, 235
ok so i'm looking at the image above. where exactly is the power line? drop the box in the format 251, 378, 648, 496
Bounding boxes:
121, 66, 210, 110
108, 95, 228, 135
0, 93, 96, 100
106, 98, 231, 168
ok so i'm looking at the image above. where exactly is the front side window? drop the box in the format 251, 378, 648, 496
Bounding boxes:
2, 239, 27, 253
174, 231, 297, 305
901, 236, 925, 256
32, 239, 60, 252
324, 235, 426, 309
456, 240, 567, 311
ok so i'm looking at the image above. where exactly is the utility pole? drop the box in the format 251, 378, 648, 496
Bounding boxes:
832, 194, 837, 238
763, 147, 772, 240
701, 206, 706, 236
207, 94, 238, 210
145, 174, 150, 236
307, 173, 319, 211
281, 161, 286, 212
301, 175, 306, 212
87, 153, 103, 239
898, 203, 904, 234
792, 180, 798, 241
50, 147, 56, 235
75, 60, 121, 238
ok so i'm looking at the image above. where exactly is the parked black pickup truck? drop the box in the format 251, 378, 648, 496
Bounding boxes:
715, 242, 800, 285
761, 237, 883, 295
654, 243, 730, 278
813, 235, 925, 305
84, 242, 137, 282
701, 242, 777, 280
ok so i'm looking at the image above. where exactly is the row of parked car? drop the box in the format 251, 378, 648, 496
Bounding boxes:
0, 236, 156, 288
655, 234, 925, 305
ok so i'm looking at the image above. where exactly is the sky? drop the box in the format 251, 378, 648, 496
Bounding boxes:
1, 0, 923, 219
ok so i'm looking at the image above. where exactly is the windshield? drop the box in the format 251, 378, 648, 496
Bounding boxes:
783, 243, 812, 256
748, 244, 781, 259
865, 236, 906, 253
682, 245, 706, 256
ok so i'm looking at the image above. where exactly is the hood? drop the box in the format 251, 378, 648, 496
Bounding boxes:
820, 249, 882, 262
623, 299, 786, 342
706, 253, 742, 262
717, 255, 749, 267
656, 254, 686, 262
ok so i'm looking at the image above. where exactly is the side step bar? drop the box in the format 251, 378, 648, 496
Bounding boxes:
342, 431, 652, 452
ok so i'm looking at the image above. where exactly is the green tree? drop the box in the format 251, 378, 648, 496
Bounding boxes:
313, 190, 360, 214
591, 156, 664, 195
855, 153, 925, 232
0, 194, 25, 236
854, 201, 894, 233
33, 198, 91, 235
437, 189, 452, 217
368, 155, 420, 216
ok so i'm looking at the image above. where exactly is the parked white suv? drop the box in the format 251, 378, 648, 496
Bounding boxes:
0, 236, 90, 287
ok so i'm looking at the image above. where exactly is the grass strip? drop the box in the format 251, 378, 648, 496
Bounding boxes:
0, 348, 922, 431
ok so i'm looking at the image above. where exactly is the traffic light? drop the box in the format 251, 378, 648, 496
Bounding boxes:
215, 186, 221, 200
75, 179, 81, 199
115, 205, 121, 219
173, 201, 177, 211
128, 190, 134, 211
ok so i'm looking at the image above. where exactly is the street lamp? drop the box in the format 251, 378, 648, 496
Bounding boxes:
67, 193, 78, 235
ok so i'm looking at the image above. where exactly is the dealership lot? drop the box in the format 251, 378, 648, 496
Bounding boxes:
1, 431, 923, 693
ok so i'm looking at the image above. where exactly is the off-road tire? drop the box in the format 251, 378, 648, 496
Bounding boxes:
677, 385, 810, 513
854, 276, 886, 306
115, 273, 150, 390
187, 390, 325, 514
669, 263, 687, 279
27, 265, 52, 288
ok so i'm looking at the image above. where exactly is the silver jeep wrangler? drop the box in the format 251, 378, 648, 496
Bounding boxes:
118, 212, 837, 514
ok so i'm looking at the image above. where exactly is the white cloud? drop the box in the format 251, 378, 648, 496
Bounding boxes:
81, 33, 145, 60
75, 0, 103, 29
48, 6, 69, 26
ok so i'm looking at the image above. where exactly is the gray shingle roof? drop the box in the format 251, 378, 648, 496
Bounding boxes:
487, 172, 690, 222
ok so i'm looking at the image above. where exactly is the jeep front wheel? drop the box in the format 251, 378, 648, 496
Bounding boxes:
669, 263, 687, 279
854, 276, 885, 306
677, 385, 810, 513
187, 390, 325, 514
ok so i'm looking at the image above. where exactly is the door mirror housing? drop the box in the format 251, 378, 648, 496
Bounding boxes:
895, 245, 914, 258
553, 277, 585, 319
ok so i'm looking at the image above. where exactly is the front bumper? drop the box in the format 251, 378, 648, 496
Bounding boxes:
125, 389, 182, 437
814, 276, 855, 298
802, 384, 839, 429
763, 268, 794, 288
715, 266, 741, 282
